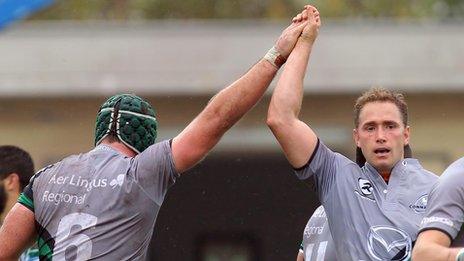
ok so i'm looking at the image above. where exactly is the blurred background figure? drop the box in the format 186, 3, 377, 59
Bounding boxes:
0, 1, 463, 260
0, 145, 38, 261
297, 206, 336, 261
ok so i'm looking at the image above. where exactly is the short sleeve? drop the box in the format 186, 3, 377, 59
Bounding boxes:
419, 158, 464, 240
131, 140, 179, 205
18, 189, 34, 212
294, 140, 350, 203
17, 164, 55, 212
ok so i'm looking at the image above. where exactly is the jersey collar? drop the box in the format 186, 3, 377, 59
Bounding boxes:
364, 158, 420, 183
92, 144, 120, 154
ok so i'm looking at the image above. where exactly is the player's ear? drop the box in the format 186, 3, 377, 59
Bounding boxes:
353, 128, 360, 147
403, 125, 410, 145
3, 173, 20, 192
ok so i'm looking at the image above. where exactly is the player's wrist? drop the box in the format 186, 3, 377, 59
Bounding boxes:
456, 248, 464, 261
264, 46, 287, 69
299, 33, 317, 44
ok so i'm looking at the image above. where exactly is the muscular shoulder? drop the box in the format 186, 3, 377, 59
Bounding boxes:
431, 157, 464, 193
442, 157, 464, 179
132, 140, 177, 175
311, 140, 357, 170
32, 148, 122, 189
33, 153, 84, 180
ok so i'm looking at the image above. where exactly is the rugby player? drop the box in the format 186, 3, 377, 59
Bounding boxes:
0, 10, 309, 260
296, 147, 414, 261
297, 206, 336, 261
0, 145, 38, 261
413, 158, 464, 260
266, 6, 438, 260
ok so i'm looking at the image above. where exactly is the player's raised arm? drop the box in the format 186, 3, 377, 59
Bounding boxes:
0, 204, 36, 260
171, 14, 308, 174
267, 6, 321, 169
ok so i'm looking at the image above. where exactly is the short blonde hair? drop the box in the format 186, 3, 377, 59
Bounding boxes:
354, 87, 408, 127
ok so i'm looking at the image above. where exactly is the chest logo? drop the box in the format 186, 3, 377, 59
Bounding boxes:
367, 225, 411, 261
355, 178, 376, 202
110, 174, 125, 189
358, 178, 373, 196
409, 194, 428, 213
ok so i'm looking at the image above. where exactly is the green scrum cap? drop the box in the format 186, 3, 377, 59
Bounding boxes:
94, 94, 158, 154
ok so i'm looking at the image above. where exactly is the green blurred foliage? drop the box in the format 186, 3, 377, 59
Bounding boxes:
31, 0, 464, 20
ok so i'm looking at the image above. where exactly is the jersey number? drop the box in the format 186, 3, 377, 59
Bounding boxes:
53, 213, 98, 260
306, 241, 328, 261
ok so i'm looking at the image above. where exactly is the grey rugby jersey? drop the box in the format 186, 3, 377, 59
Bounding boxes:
300, 206, 337, 261
18, 140, 178, 260
295, 140, 437, 261
419, 157, 464, 246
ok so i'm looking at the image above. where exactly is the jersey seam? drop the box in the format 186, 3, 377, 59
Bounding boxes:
127, 160, 163, 207
18, 201, 34, 212
293, 139, 320, 171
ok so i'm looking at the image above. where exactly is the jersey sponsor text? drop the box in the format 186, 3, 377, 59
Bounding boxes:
49, 174, 108, 192
421, 216, 453, 227
409, 194, 428, 213
304, 225, 325, 237
42, 190, 86, 205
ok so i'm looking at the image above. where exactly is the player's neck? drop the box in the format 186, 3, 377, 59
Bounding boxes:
380, 172, 391, 184
100, 140, 137, 157
0, 193, 19, 223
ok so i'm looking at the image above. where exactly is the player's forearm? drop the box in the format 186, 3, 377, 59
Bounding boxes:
0, 228, 23, 261
412, 242, 461, 261
0, 254, 19, 261
172, 59, 277, 172
0, 204, 36, 260
202, 58, 277, 132
267, 39, 313, 128
0, 250, 20, 261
